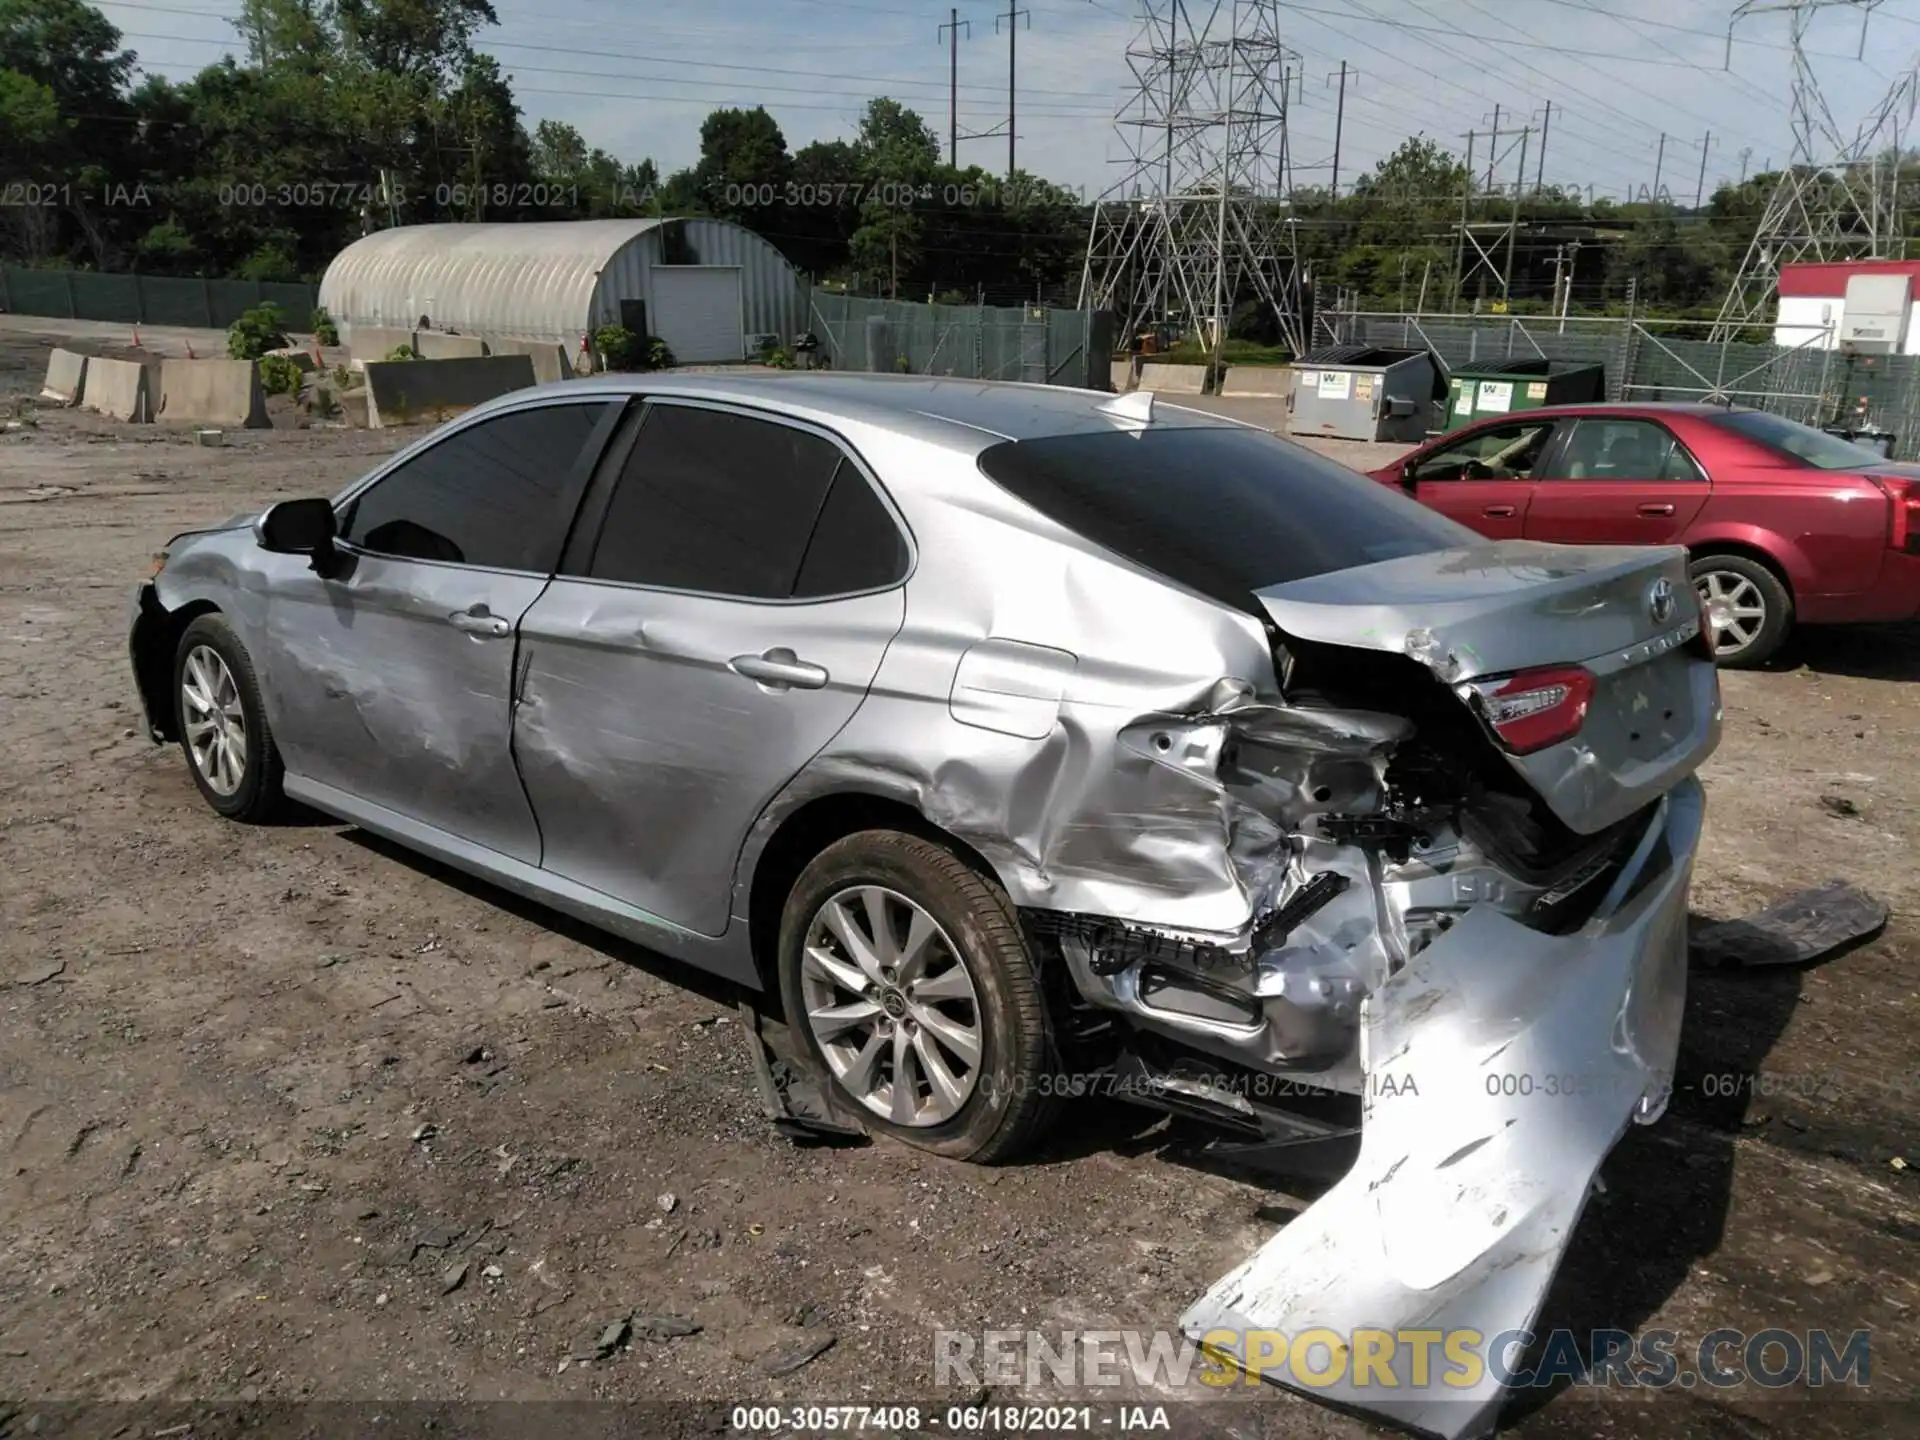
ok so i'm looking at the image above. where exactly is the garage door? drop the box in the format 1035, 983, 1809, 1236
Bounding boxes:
650, 266, 745, 363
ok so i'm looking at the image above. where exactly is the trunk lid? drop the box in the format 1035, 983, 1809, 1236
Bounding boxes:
1256, 540, 1722, 835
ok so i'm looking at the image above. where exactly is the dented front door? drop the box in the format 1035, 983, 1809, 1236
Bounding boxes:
261, 551, 550, 864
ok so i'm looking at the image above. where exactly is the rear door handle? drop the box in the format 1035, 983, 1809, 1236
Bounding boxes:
1637, 502, 1676, 517
447, 605, 510, 638
729, 647, 829, 691
1482, 504, 1517, 518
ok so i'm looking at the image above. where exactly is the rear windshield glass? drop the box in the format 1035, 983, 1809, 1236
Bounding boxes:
1710, 409, 1890, 471
976, 424, 1477, 611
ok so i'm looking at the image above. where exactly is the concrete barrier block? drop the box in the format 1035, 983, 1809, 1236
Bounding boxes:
155, 359, 270, 429
1138, 361, 1208, 394
40, 348, 88, 405
362, 355, 539, 429
78, 357, 156, 422
1218, 365, 1294, 399
486, 336, 574, 386
1108, 356, 1137, 393
414, 331, 489, 361
267, 346, 318, 373
347, 325, 417, 371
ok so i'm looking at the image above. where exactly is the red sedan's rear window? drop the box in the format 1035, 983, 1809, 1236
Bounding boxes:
1710, 410, 1891, 471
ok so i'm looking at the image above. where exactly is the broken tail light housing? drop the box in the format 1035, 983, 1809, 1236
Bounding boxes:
1463, 664, 1595, 756
1871, 472, 1920, 554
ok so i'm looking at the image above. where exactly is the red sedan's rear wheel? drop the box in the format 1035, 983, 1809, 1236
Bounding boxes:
1690, 554, 1791, 669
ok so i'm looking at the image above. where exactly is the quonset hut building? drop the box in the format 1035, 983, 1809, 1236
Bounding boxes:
318, 218, 808, 364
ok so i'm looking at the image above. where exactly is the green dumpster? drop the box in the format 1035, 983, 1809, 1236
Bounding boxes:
1442, 358, 1606, 431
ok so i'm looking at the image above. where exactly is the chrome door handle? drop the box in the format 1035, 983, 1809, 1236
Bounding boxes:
729, 647, 829, 691
1483, 504, 1517, 518
1637, 502, 1676, 517
448, 606, 510, 638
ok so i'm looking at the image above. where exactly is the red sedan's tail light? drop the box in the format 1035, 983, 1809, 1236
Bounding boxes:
1464, 665, 1595, 755
1874, 473, 1920, 554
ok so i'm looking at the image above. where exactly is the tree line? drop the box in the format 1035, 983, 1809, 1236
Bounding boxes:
1, 0, 1910, 323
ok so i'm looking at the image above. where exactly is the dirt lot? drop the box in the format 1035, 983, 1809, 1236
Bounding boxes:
1, 322, 1917, 1436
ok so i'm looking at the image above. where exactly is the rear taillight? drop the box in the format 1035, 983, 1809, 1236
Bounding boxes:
1875, 474, 1920, 553
1463, 664, 1595, 755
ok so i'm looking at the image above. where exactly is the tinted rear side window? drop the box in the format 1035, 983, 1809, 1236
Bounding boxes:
793, 460, 909, 597
343, 401, 613, 571
588, 405, 842, 598
976, 426, 1478, 610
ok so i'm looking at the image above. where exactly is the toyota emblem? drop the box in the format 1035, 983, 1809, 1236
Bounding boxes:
1647, 577, 1677, 625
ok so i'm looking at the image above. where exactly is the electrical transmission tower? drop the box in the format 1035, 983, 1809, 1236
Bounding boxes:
1712, 0, 1919, 339
1077, 0, 1306, 356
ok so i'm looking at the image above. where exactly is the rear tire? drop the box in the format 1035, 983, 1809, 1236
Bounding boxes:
1690, 554, 1791, 669
776, 829, 1057, 1163
172, 613, 287, 822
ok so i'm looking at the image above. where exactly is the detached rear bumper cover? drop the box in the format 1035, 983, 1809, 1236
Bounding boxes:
1180, 775, 1702, 1440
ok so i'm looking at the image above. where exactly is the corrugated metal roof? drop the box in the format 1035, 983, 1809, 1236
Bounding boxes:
319, 219, 667, 338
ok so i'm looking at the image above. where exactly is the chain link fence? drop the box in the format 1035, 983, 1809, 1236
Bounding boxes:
0, 266, 320, 331
808, 293, 1116, 390
1327, 307, 1920, 460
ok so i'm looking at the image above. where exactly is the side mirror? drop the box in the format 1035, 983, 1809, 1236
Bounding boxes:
257, 497, 337, 555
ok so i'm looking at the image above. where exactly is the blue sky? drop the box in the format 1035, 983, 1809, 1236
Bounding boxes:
100, 0, 1920, 202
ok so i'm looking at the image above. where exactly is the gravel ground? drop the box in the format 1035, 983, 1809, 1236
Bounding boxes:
1, 321, 1916, 1436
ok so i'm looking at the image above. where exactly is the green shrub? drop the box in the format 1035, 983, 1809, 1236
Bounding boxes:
642, 334, 674, 370
257, 353, 305, 397
310, 306, 340, 347
331, 363, 354, 390
385, 344, 417, 362
227, 301, 288, 361
894, 354, 912, 373
765, 347, 794, 369
592, 324, 636, 371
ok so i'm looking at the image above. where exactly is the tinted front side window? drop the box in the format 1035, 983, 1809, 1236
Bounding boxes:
587, 405, 845, 598
343, 402, 613, 571
978, 425, 1478, 612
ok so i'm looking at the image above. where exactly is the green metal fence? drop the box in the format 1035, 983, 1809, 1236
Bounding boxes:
808, 293, 1116, 390
1336, 309, 1920, 461
0, 267, 320, 330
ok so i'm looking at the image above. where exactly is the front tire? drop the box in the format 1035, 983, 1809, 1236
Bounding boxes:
172, 613, 286, 822
1691, 554, 1792, 669
776, 830, 1057, 1163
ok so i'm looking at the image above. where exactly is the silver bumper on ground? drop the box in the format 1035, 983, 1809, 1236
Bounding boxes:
1180, 776, 1703, 1440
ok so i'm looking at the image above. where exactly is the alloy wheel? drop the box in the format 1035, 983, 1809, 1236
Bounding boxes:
798, 885, 984, 1126
1694, 569, 1767, 660
181, 644, 248, 796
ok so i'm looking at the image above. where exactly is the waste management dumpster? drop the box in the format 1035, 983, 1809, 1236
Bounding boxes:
1286, 345, 1446, 443
1442, 358, 1606, 431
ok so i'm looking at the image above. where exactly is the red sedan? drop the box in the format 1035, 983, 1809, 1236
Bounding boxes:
1366, 402, 1920, 666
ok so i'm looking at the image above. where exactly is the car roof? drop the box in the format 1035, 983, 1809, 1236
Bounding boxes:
1480, 400, 1736, 423
469, 372, 1247, 448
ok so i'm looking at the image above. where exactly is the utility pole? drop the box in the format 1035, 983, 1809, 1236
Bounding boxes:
1560, 240, 1580, 330
996, 0, 1029, 178
1652, 131, 1667, 206
1504, 126, 1530, 298
1327, 62, 1352, 198
1738, 145, 1752, 186
1535, 100, 1551, 192
1486, 104, 1501, 191
1456, 128, 1475, 310
1695, 130, 1713, 209
938, 9, 970, 166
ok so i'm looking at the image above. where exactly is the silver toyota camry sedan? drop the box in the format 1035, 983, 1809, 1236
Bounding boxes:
129, 374, 1720, 1430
